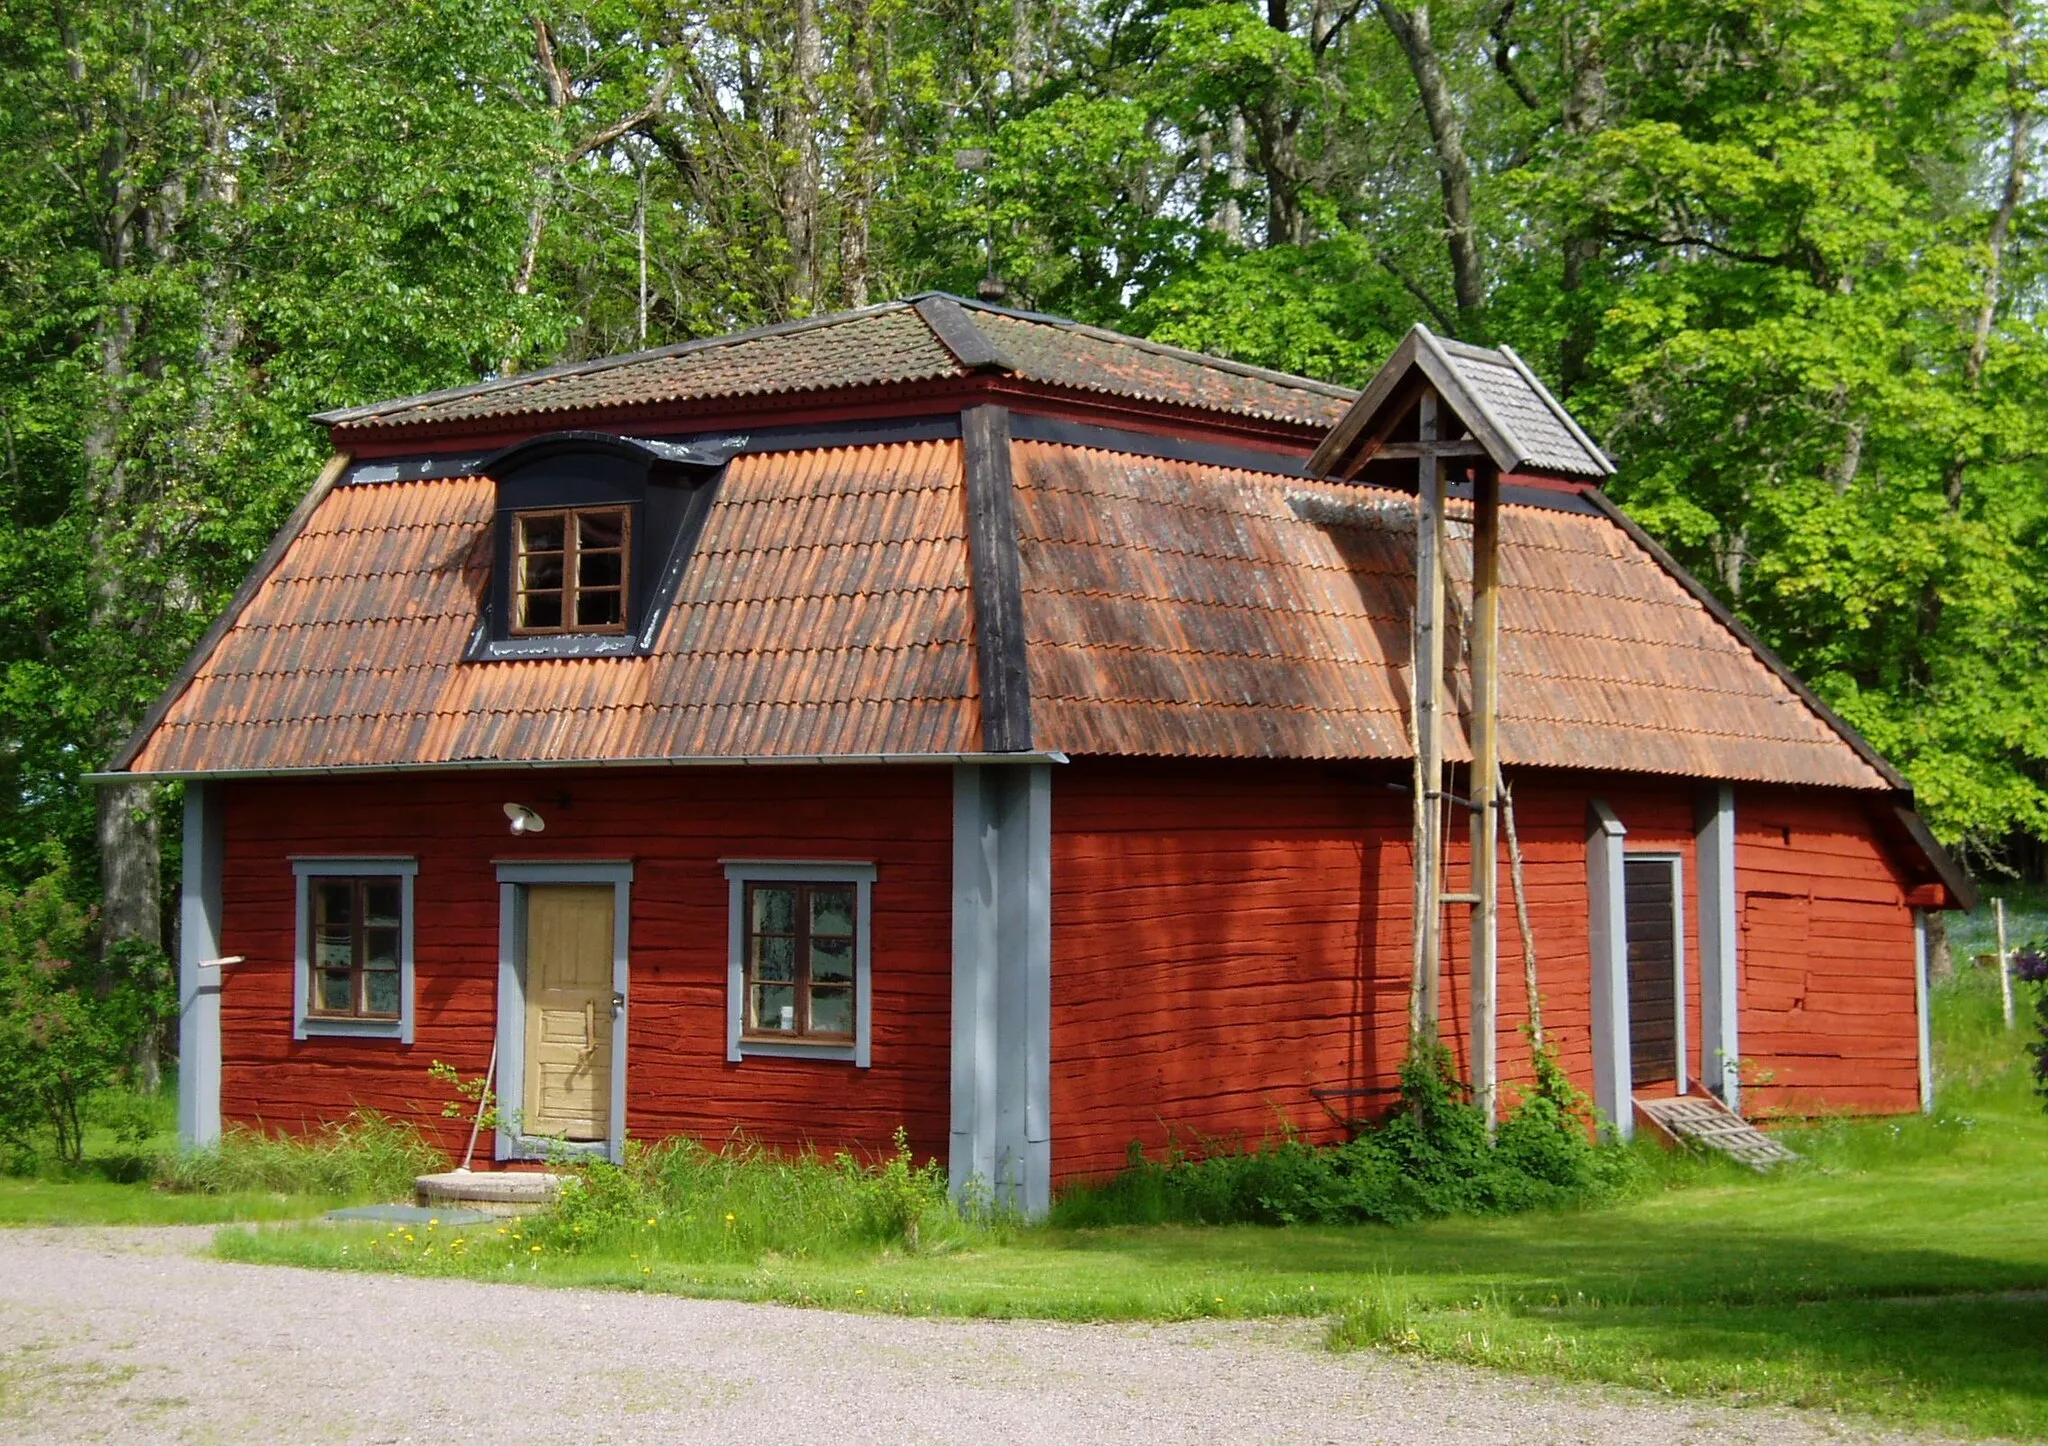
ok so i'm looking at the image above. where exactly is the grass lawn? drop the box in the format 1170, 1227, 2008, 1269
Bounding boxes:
0, 1081, 354, 1227
211, 963, 2048, 1439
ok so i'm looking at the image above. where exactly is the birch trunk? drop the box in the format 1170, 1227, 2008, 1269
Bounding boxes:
1375, 0, 1485, 335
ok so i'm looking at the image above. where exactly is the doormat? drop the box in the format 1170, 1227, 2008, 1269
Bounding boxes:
324, 1203, 496, 1226
1636, 1094, 1800, 1170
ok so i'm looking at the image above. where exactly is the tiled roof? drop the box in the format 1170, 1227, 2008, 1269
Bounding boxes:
1013, 441, 1886, 787
126, 430, 1887, 790
124, 440, 980, 773
316, 296, 1357, 435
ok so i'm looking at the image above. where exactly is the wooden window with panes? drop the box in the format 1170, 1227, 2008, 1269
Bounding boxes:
307, 877, 404, 1020
512, 506, 630, 634
742, 881, 857, 1040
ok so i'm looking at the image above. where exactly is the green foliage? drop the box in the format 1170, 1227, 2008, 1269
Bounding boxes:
428, 1058, 508, 1139
9, 0, 2048, 918
0, 865, 172, 1163
156, 1111, 444, 1199
530, 1129, 958, 1260
1051, 1039, 1643, 1229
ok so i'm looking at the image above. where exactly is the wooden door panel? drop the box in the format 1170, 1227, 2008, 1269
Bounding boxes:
524, 885, 614, 1141
1623, 859, 1678, 1086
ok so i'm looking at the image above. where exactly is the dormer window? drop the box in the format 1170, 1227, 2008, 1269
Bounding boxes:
513, 507, 633, 634
468, 431, 733, 662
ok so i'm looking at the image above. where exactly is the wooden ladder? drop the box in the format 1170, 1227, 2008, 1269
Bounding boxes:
1635, 1093, 1799, 1171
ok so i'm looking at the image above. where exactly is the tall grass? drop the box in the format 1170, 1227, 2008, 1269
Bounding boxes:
156, 1111, 442, 1200
536, 1129, 970, 1261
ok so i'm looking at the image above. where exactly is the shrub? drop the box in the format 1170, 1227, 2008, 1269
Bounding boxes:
0, 865, 172, 1164
2014, 945, 2048, 1104
157, 1111, 443, 1198
1050, 1039, 1644, 1229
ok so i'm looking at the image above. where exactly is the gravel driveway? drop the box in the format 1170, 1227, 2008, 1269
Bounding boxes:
0, 1227, 1960, 1444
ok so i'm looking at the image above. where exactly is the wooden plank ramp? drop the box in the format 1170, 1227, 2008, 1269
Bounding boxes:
1635, 1094, 1799, 1170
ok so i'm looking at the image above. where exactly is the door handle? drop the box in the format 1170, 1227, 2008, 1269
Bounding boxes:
584, 999, 595, 1052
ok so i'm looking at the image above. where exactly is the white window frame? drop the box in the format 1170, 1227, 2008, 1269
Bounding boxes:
290, 856, 418, 1042
722, 859, 875, 1067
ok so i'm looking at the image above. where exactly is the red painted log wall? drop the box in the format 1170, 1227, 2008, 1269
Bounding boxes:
213, 759, 1925, 1185
1734, 786, 1922, 1116
1047, 761, 1923, 1181
216, 766, 954, 1166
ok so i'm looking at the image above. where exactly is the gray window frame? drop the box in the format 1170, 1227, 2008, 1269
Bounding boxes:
290, 856, 418, 1042
722, 859, 875, 1067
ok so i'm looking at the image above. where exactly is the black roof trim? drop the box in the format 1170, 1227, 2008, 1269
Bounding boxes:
477, 430, 732, 477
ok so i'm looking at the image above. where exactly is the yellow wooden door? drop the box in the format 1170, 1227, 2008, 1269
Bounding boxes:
523, 885, 614, 1141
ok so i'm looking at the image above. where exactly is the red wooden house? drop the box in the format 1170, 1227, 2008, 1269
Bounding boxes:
105, 295, 1970, 1212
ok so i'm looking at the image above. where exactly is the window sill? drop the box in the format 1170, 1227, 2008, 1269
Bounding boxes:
733, 1036, 861, 1064
296, 1016, 407, 1041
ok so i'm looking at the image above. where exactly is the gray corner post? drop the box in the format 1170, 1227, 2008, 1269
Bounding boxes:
1586, 799, 1631, 1142
950, 763, 1052, 1218
1695, 784, 1741, 1112
1913, 909, 1933, 1113
178, 782, 225, 1149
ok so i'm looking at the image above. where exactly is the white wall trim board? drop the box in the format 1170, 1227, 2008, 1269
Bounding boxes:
722, 860, 877, 1067
948, 763, 1053, 1218
1695, 784, 1741, 1113
1587, 799, 1632, 1141
178, 783, 225, 1149
290, 856, 419, 1043
1914, 908, 1933, 1114
493, 860, 632, 1164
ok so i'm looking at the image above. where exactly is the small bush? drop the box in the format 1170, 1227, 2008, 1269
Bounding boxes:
0, 865, 173, 1165
158, 1111, 442, 1199
1051, 1040, 1644, 1229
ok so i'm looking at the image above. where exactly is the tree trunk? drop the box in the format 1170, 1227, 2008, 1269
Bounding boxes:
1376, 0, 1485, 336
1010, 0, 1033, 93
1946, 60, 2031, 511
779, 0, 825, 315
79, 76, 167, 1089
1555, 8, 1606, 392
1254, 0, 1306, 247
1926, 909, 1954, 982
840, 0, 878, 308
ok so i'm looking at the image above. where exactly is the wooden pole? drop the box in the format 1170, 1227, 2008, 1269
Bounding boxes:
1997, 897, 2013, 1029
1469, 463, 1501, 1126
1411, 390, 1447, 1040
1501, 777, 1542, 1051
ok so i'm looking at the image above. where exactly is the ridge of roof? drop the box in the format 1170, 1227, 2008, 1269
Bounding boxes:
310, 301, 927, 427
914, 291, 1360, 402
